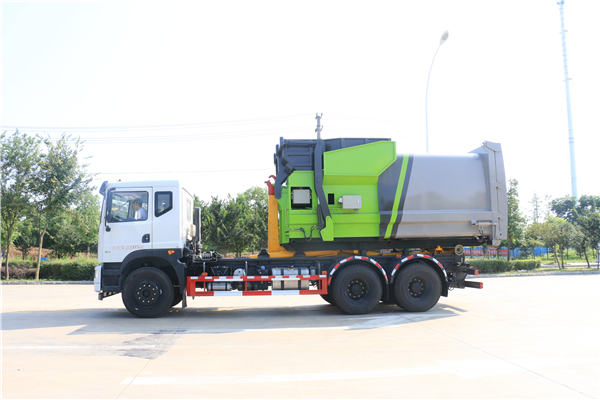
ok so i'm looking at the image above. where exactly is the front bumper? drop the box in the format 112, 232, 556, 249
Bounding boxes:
94, 265, 102, 292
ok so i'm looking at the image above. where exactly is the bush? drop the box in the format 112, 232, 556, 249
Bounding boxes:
468, 259, 512, 273
467, 259, 541, 273
513, 259, 541, 271
0, 258, 96, 281
39, 259, 96, 281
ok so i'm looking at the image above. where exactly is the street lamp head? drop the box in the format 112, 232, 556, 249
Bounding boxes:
440, 30, 449, 45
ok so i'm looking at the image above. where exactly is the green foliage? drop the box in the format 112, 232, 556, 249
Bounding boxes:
529, 192, 542, 223
198, 186, 268, 257
13, 221, 38, 260
550, 195, 600, 267
1, 130, 41, 278
467, 259, 541, 273
72, 190, 101, 256
40, 259, 96, 281
2, 258, 96, 280
468, 259, 511, 273
504, 179, 526, 261
47, 213, 82, 259
513, 260, 541, 270
237, 186, 268, 252
31, 133, 94, 279
1, 131, 97, 280
550, 195, 578, 223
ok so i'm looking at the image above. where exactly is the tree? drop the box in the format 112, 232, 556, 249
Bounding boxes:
504, 179, 526, 261
237, 186, 268, 252
13, 220, 37, 260
551, 195, 600, 267
72, 190, 101, 258
200, 196, 237, 255
551, 195, 578, 223
46, 213, 81, 259
554, 218, 576, 268
529, 192, 542, 224
31, 134, 93, 280
520, 223, 544, 259
1, 131, 41, 279
539, 216, 563, 266
573, 209, 600, 268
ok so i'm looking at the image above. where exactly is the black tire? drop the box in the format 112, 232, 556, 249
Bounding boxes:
171, 291, 183, 308
320, 293, 336, 306
392, 262, 442, 312
330, 264, 382, 315
122, 267, 174, 318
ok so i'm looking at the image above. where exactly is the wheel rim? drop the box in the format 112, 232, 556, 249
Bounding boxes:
408, 277, 426, 298
346, 278, 367, 300
135, 280, 162, 306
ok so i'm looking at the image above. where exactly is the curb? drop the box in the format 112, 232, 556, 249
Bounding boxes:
480, 270, 600, 278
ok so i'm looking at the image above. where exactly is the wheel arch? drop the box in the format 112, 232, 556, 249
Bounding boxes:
328, 256, 389, 301
391, 255, 449, 297
118, 249, 187, 293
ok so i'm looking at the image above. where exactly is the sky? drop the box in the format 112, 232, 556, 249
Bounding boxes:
2, 0, 599, 220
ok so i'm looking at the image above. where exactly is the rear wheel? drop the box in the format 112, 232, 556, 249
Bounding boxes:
122, 267, 174, 318
320, 293, 335, 306
330, 264, 382, 315
392, 262, 441, 312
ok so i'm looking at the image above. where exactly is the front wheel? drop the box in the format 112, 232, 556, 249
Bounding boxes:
392, 262, 441, 312
330, 264, 382, 315
122, 267, 174, 318
171, 291, 183, 308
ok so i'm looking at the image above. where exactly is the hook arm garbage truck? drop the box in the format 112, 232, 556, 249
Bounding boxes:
94, 131, 508, 318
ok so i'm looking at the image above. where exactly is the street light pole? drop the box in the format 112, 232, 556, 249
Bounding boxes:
425, 30, 449, 153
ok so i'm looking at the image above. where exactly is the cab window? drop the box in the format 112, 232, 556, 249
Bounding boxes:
108, 191, 148, 222
155, 192, 173, 217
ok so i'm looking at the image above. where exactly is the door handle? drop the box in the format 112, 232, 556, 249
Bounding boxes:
142, 234, 150, 243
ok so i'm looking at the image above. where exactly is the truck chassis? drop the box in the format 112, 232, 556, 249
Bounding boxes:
109, 249, 480, 318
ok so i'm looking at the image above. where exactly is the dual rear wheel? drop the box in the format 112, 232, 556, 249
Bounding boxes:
325, 262, 442, 314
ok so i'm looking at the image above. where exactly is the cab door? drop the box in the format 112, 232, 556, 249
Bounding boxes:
102, 188, 153, 263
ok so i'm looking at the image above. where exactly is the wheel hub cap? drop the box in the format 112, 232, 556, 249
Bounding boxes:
135, 281, 161, 306
408, 277, 425, 297
347, 279, 366, 299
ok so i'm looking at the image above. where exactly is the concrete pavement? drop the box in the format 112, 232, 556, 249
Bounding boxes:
2, 274, 599, 399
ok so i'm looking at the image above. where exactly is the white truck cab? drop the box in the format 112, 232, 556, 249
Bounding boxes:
95, 180, 197, 305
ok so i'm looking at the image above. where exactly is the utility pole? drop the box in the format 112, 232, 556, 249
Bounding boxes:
315, 113, 323, 139
558, 0, 577, 198
425, 31, 449, 153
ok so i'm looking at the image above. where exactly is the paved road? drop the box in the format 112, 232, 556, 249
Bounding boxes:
2, 275, 599, 399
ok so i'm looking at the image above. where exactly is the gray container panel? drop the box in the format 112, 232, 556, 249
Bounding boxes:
391, 142, 507, 246
403, 154, 490, 212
